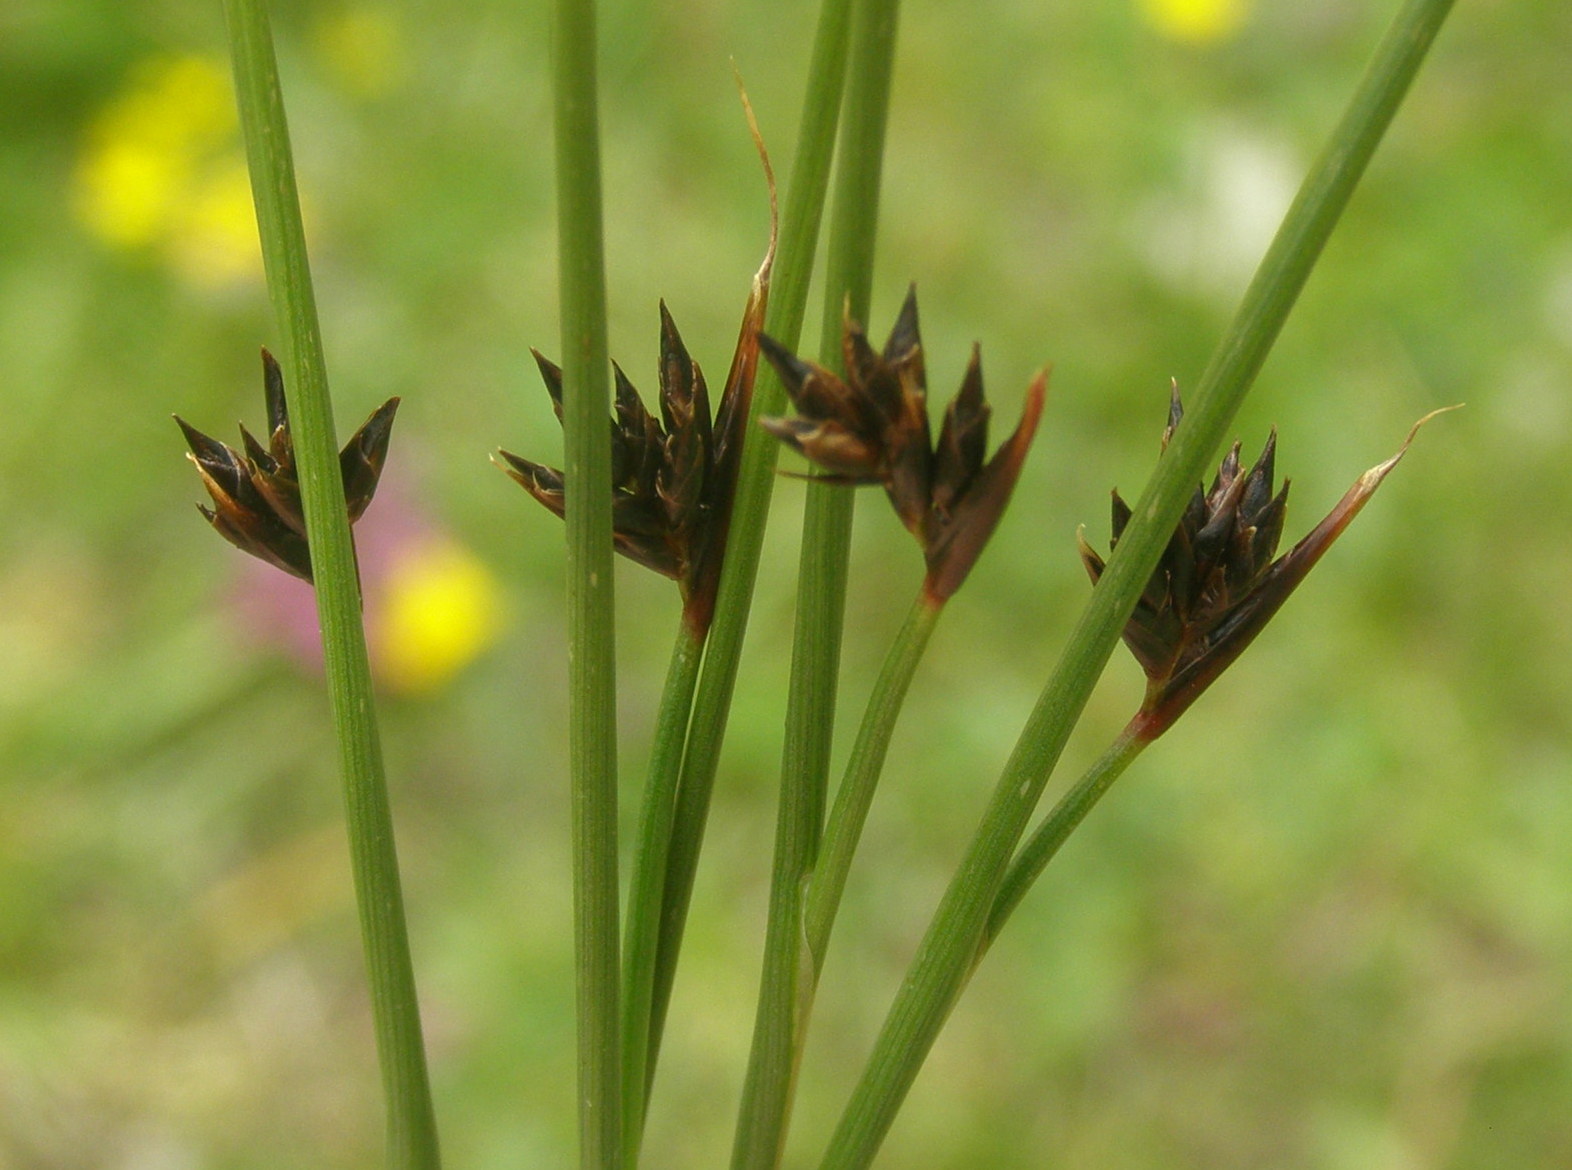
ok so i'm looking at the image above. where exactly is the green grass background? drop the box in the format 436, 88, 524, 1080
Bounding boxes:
3, 0, 1570, 1166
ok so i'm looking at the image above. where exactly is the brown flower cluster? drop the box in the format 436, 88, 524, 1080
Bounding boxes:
757, 287, 1046, 603
499, 93, 775, 633
176, 349, 398, 582
498, 298, 762, 632
1081, 385, 1445, 738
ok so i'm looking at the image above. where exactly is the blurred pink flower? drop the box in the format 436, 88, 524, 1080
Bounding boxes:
231, 478, 505, 696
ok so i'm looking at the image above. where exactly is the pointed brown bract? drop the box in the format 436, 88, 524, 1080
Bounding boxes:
925, 368, 1046, 603
178, 411, 312, 578
498, 100, 778, 635
341, 397, 399, 522
684, 190, 774, 633
1081, 392, 1453, 740
759, 287, 1047, 603
657, 301, 712, 547
176, 348, 399, 582
495, 449, 567, 522
500, 295, 768, 612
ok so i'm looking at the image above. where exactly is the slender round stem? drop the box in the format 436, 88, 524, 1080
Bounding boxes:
221, 2, 440, 1166
620, 621, 705, 1160
644, 0, 858, 1093
729, 480, 855, 1170
803, 593, 940, 968
732, 588, 935, 1170
983, 731, 1147, 949
550, 0, 622, 1164
730, 0, 905, 1163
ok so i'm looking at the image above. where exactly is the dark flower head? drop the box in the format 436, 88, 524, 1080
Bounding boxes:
177, 348, 398, 582
759, 286, 1046, 603
498, 291, 767, 632
1080, 385, 1450, 739
498, 109, 777, 635
500, 305, 718, 579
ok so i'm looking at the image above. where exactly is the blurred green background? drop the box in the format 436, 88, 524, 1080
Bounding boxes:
3, 0, 1570, 1166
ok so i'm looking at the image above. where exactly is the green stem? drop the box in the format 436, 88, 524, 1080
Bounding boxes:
221, 3, 440, 1167
551, 0, 621, 1165
730, 593, 938, 1170
816, 2, 1456, 1165
645, 0, 857, 1091
803, 593, 940, 970
983, 731, 1146, 949
731, 0, 905, 1163
727, 480, 855, 1170
620, 621, 704, 1161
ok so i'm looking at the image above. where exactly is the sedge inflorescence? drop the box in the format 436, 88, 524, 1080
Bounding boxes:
757, 287, 1046, 603
177, 349, 398, 583
1081, 385, 1446, 738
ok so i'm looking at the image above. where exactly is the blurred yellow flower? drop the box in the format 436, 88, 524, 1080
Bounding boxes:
73, 54, 262, 287
171, 159, 261, 286
1142, 0, 1249, 44
374, 541, 506, 695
